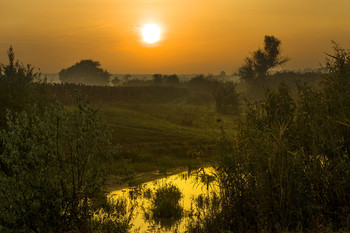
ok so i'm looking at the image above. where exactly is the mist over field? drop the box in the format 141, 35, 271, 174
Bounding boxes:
1, 0, 350, 232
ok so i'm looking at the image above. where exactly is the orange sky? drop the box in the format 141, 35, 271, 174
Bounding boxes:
1, 0, 349, 74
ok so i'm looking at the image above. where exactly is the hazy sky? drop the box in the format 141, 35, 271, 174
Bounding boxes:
1, 0, 349, 74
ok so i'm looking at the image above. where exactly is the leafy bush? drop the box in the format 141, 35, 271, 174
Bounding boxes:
0, 99, 127, 232
209, 80, 240, 114
0, 46, 50, 128
187, 44, 350, 232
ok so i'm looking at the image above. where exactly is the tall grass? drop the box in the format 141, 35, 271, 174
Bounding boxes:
187, 44, 350, 232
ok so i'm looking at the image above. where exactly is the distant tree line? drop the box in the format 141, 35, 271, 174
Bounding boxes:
152, 74, 180, 85
48, 83, 188, 105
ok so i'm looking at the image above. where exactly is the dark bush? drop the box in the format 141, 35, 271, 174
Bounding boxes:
209, 80, 240, 114
59, 60, 110, 86
163, 74, 180, 85
0, 46, 50, 128
187, 44, 350, 232
0, 100, 129, 232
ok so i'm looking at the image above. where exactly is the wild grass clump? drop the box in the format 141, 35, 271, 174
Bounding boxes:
187, 193, 222, 232
187, 43, 350, 232
145, 183, 183, 229
151, 183, 183, 218
91, 197, 134, 233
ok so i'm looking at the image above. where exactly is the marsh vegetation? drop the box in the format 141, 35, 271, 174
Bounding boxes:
1, 40, 349, 232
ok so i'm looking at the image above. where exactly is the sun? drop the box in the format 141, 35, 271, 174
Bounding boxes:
142, 24, 161, 44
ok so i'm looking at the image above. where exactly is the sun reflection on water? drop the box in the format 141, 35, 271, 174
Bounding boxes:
108, 167, 218, 232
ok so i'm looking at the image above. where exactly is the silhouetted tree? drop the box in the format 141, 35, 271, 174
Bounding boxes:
164, 74, 180, 85
187, 75, 211, 91
152, 73, 162, 84
111, 76, 120, 86
239, 35, 289, 81
123, 74, 132, 83
59, 60, 110, 86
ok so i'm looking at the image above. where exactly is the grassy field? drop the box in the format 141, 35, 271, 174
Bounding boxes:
101, 102, 239, 188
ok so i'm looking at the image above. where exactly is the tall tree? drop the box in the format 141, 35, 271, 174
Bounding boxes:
239, 35, 289, 81
59, 60, 110, 86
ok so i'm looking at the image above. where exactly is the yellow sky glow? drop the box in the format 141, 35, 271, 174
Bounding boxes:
0, 0, 349, 74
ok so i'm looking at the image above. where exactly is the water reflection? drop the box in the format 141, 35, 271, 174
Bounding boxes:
108, 167, 218, 232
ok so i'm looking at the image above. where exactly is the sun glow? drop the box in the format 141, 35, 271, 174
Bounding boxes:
142, 24, 161, 44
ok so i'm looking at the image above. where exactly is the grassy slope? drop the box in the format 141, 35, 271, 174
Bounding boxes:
105, 108, 209, 143
101, 103, 238, 187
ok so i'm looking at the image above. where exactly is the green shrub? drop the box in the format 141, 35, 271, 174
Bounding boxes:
0, 99, 128, 232
0, 46, 50, 128
187, 44, 350, 232
209, 80, 240, 114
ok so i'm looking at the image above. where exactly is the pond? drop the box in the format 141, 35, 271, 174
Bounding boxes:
108, 167, 218, 232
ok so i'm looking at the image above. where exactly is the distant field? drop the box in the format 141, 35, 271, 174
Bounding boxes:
101, 102, 239, 183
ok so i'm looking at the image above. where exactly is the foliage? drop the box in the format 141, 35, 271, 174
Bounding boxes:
239, 35, 289, 81
147, 183, 183, 229
152, 73, 162, 84
151, 183, 182, 218
111, 76, 120, 86
185, 75, 213, 104
91, 197, 134, 233
209, 80, 240, 114
239, 70, 323, 101
188, 44, 350, 232
163, 74, 180, 85
0, 99, 128, 232
48, 83, 188, 105
186, 75, 210, 90
186, 193, 222, 233
151, 74, 180, 85
219, 71, 226, 77
0, 46, 49, 128
59, 60, 111, 86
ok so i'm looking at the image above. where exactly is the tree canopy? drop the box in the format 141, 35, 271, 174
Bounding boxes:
59, 60, 111, 86
239, 35, 289, 81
